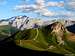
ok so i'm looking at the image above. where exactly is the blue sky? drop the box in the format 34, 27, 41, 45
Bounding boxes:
0, 0, 23, 19
0, 0, 75, 20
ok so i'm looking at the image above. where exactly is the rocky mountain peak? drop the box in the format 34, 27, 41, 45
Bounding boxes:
51, 22, 65, 33
51, 22, 65, 45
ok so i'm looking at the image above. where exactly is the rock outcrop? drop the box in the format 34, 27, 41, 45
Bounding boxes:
51, 22, 66, 45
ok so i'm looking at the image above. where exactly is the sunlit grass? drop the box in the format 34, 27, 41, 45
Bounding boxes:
14, 27, 75, 55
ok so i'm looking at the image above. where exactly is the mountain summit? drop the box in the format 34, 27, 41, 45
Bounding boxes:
0, 15, 75, 31
51, 22, 65, 45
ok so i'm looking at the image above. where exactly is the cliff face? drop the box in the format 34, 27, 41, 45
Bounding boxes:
50, 21, 75, 45
51, 22, 66, 45
51, 22, 65, 34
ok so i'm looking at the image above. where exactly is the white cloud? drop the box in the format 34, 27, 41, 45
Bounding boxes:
47, 1, 64, 7
65, 0, 75, 11
65, 11, 75, 17
39, 8, 55, 16
36, 0, 45, 5
15, 4, 37, 12
14, 0, 65, 17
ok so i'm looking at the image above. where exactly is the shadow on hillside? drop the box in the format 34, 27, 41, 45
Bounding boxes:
67, 24, 75, 33
0, 24, 65, 56
0, 40, 64, 56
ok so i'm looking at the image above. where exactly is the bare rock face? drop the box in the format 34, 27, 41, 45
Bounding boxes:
51, 22, 66, 45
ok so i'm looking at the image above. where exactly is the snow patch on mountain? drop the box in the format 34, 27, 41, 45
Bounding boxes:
0, 15, 75, 30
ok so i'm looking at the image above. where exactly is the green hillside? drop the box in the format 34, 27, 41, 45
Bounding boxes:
14, 25, 75, 56
0, 25, 18, 40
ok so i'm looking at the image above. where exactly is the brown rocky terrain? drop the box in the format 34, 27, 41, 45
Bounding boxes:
50, 22, 75, 45
51, 22, 65, 45
66, 33, 75, 42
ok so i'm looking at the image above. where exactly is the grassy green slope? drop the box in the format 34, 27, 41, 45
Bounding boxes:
0, 25, 18, 40
15, 28, 49, 50
0, 25, 17, 35
14, 27, 75, 55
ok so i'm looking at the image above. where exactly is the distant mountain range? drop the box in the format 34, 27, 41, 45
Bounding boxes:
0, 15, 75, 30
0, 16, 75, 55
12, 21, 75, 55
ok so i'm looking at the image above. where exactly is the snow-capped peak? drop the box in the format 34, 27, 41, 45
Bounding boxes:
0, 15, 75, 30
